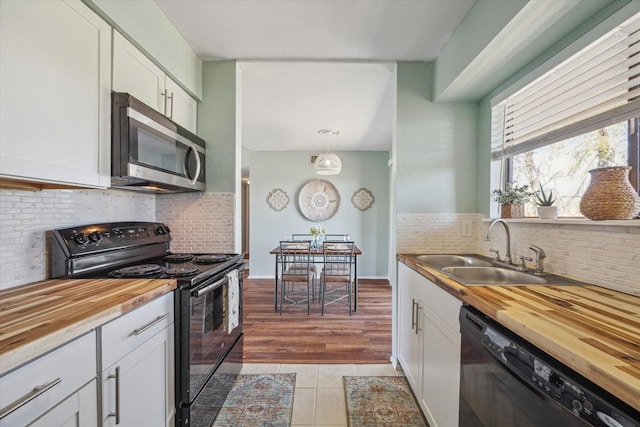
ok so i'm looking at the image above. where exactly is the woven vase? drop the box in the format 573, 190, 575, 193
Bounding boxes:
579, 166, 640, 220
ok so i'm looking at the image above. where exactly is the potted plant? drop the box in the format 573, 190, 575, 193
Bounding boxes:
492, 183, 535, 218
536, 186, 558, 219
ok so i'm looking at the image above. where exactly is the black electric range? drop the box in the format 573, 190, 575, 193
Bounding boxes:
50, 221, 245, 427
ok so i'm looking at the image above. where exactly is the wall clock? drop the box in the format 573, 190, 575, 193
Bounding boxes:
298, 179, 340, 221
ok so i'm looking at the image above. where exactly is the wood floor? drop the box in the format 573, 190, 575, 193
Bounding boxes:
242, 275, 392, 364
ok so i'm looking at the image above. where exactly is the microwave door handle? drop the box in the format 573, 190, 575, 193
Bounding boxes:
185, 143, 201, 185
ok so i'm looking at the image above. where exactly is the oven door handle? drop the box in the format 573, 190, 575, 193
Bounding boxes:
192, 277, 228, 297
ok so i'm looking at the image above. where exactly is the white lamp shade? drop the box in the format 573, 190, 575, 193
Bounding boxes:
314, 152, 342, 175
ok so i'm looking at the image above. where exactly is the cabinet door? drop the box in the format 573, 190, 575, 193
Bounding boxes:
165, 77, 198, 133
102, 326, 174, 427
421, 306, 461, 427
112, 31, 166, 114
397, 264, 423, 394
30, 380, 97, 427
0, 0, 111, 187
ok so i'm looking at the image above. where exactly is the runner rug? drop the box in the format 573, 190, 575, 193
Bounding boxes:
208, 373, 296, 427
343, 376, 429, 427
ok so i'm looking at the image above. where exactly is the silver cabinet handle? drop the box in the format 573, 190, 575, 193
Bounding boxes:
107, 367, 120, 424
131, 313, 170, 336
415, 306, 423, 334
167, 92, 174, 119
160, 89, 167, 114
0, 377, 62, 419
411, 298, 416, 331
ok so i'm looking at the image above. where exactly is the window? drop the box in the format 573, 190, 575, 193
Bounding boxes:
491, 12, 640, 217
510, 118, 637, 216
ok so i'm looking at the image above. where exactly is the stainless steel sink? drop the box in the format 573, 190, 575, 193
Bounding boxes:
441, 266, 548, 285
414, 254, 493, 270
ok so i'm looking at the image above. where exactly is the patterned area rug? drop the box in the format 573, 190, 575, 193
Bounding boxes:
208, 373, 296, 427
344, 376, 429, 427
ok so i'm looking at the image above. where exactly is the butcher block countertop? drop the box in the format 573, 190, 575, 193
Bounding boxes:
398, 253, 640, 412
0, 278, 176, 375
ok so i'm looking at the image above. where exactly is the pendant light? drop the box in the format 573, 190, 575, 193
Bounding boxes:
314, 129, 341, 175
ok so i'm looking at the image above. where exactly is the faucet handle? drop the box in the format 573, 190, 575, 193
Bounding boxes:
517, 256, 532, 271
489, 249, 500, 261
529, 245, 546, 258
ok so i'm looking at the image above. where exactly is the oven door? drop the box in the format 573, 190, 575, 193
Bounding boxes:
176, 266, 243, 426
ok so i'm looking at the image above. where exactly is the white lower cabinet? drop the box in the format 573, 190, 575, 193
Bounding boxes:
0, 332, 97, 427
30, 380, 97, 427
397, 262, 462, 427
99, 293, 175, 427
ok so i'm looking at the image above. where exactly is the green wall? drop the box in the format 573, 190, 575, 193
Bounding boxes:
200, 61, 237, 193
396, 62, 479, 213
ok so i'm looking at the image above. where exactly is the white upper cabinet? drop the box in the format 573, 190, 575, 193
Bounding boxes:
112, 31, 166, 115
0, 0, 112, 188
112, 31, 198, 133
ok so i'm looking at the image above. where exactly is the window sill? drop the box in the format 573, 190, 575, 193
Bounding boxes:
482, 217, 640, 227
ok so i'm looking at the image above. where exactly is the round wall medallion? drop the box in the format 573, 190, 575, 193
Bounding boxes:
298, 179, 340, 221
351, 188, 374, 211
266, 188, 289, 211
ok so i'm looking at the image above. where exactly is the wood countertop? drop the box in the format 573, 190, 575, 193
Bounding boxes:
398, 253, 640, 412
0, 278, 176, 375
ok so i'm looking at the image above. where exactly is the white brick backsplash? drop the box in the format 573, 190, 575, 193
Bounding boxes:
397, 214, 639, 295
0, 188, 155, 290
477, 221, 639, 295
156, 192, 235, 253
0, 189, 236, 290
397, 213, 481, 254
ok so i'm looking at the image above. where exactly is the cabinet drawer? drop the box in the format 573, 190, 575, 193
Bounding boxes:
422, 277, 462, 330
0, 331, 96, 427
100, 292, 174, 370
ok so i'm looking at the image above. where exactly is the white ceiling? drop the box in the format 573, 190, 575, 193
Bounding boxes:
155, 0, 475, 153
155, 0, 476, 62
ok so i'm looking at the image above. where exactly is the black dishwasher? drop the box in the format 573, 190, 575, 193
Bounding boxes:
459, 306, 639, 427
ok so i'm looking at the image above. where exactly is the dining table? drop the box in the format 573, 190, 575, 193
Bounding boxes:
270, 243, 363, 312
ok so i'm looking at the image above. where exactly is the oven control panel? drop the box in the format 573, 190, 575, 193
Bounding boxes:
481, 325, 638, 427
53, 221, 171, 256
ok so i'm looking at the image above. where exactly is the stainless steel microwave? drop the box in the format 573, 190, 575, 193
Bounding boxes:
111, 92, 205, 193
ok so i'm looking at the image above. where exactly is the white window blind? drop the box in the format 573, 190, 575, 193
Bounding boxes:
492, 12, 640, 159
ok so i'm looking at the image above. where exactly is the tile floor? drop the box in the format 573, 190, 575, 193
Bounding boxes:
239, 363, 404, 426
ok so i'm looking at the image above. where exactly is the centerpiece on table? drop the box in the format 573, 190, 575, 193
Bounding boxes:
309, 225, 326, 250
492, 183, 535, 218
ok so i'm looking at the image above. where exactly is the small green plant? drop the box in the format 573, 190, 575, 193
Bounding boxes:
492, 183, 535, 205
535, 186, 556, 206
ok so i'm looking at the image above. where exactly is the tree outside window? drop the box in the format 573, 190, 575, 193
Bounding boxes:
510, 120, 634, 217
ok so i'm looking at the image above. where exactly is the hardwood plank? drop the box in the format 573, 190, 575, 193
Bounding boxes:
242, 277, 392, 364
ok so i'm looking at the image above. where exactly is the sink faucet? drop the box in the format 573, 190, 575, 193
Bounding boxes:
485, 219, 512, 264
529, 245, 546, 275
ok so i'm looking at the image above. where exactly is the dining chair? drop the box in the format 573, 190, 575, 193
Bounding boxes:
279, 240, 314, 314
291, 233, 319, 299
325, 234, 349, 241
320, 241, 355, 316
